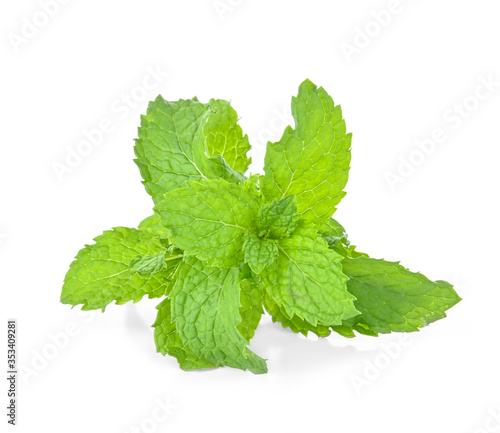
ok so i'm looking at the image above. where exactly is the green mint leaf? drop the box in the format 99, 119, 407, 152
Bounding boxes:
318, 218, 349, 244
264, 294, 331, 337
61, 228, 182, 311
242, 231, 278, 274
154, 275, 263, 371
204, 99, 252, 173
331, 323, 379, 338
238, 278, 264, 341
260, 221, 359, 327
130, 250, 168, 275
153, 298, 216, 370
341, 256, 462, 334
208, 154, 247, 184
135, 97, 210, 202
243, 175, 262, 200
138, 213, 169, 235
256, 195, 299, 240
171, 257, 268, 374
135, 97, 245, 204
329, 325, 356, 338
155, 179, 261, 268
61, 80, 462, 374
319, 219, 368, 258
262, 79, 351, 224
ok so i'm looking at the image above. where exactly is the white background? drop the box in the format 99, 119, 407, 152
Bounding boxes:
1, 1, 500, 432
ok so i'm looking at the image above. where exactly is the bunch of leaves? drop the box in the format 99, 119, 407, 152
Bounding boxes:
61, 80, 461, 374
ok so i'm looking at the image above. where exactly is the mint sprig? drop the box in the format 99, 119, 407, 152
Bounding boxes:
61, 79, 461, 374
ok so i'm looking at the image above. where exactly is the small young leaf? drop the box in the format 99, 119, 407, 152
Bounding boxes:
242, 231, 278, 274
256, 195, 299, 240
130, 251, 168, 275
318, 218, 349, 245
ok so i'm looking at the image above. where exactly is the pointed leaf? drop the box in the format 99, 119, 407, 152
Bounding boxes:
153, 298, 216, 370
204, 99, 252, 173
242, 231, 278, 274
61, 228, 182, 310
171, 257, 267, 374
262, 79, 351, 224
260, 222, 359, 327
341, 256, 462, 334
256, 195, 299, 240
264, 294, 331, 337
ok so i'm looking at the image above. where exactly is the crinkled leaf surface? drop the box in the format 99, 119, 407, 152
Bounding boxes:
154, 272, 264, 371
262, 79, 351, 224
135, 97, 210, 202
341, 256, 461, 334
155, 179, 260, 268
154, 274, 263, 371
171, 257, 267, 374
204, 98, 252, 173
264, 294, 331, 337
260, 222, 359, 327
242, 231, 278, 274
135, 97, 246, 204
256, 195, 299, 240
61, 79, 462, 374
238, 279, 264, 341
138, 213, 170, 235
130, 251, 168, 275
153, 297, 216, 370
61, 227, 181, 310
